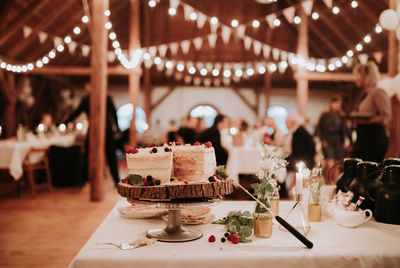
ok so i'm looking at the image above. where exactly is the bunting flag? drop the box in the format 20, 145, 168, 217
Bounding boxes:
221, 26, 231, 43
53, 36, 63, 48
323, 0, 332, 9
174, 72, 183, 81
205, 62, 213, 72
278, 63, 287, 74
169, 42, 179, 55
302, 0, 314, 16
148, 46, 157, 57
156, 60, 164, 71
165, 68, 174, 77
265, 13, 277, 29
280, 51, 288, 62
183, 4, 193, 21
213, 78, 221, 87
67, 41, 78, 54
193, 37, 203, 50
23, 26, 32, 39
193, 77, 201, 86
81, 45, 90, 57
222, 78, 231, 86
244, 37, 252, 51
272, 48, 280, 61
108, 51, 116, 62
181, 40, 191, 54
203, 78, 212, 87
158, 44, 168, 57
282, 6, 296, 24
38, 31, 48, 44
373, 52, 383, 64
358, 54, 368, 64
170, 0, 179, 9
210, 21, 219, 33
184, 75, 192, 84
144, 58, 153, 69
207, 34, 217, 48
232, 75, 240, 83
196, 13, 207, 29
236, 25, 246, 38
195, 62, 204, 70
263, 44, 271, 58
253, 40, 262, 56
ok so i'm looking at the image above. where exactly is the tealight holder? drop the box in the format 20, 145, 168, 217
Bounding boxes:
279, 193, 311, 235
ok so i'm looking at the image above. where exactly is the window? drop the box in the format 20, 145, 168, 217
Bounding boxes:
190, 105, 218, 127
268, 105, 289, 134
117, 103, 147, 133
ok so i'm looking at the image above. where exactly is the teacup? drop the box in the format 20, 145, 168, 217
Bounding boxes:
332, 208, 373, 228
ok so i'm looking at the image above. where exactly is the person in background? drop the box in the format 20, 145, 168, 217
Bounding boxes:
195, 117, 208, 134
351, 61, 391, 163
198, 114, 229, 166
177, 115, 197, 144
39, 113, 55, 133
166, 119, 179, 143
65, 83, 120, 186
264, 117, 284, 147
316, 96, 347, 184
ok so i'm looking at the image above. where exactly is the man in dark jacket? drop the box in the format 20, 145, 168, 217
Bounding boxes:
65, 84, 120, 186
198, 114, 229, 166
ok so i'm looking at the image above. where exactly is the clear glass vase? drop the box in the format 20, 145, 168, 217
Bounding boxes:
253, 202, 273, 238
279, 194, 311, 235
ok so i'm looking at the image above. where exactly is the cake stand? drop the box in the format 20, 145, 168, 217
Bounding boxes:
128, 196, 223, 242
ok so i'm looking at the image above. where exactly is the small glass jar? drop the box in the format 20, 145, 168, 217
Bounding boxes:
253, 202, 273, 238
308, 186, 321, 222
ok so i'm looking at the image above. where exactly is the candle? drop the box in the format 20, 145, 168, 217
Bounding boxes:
295, 161, 305, 194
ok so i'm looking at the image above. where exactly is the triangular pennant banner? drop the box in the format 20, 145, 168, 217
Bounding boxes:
302, 0, 314, 16
170, 0, 179, 9
210, 20, 219, 33
183, 4, 193, 21
253, 40, 262, 56
205, 62, 213, 72
278, 63, 287, 74
244, 37, 252, 51
207, 34, 218, 48
236, 25, 246, 38
181, 40, 191, 54
174, 72, 183, 81
266, 14, 277, 29
38, 31, 48, 44
193, 77, 202, 86
158, 44, 168, 57
67, 41, 78, 54
165, 68, 174, 77
184, 75, 192, 84
280, 51, 288, 62
373, 52, 384, 64
263, 45, 271, 58
53, 36, 63, 47
272, 48, 280, 61
358, 54, 368, 64
232, 75, 240, 83
213, 78, 221, 87
282, 6, 296, 24
222, 78, 231, 86
148, 46, 157, 57
23, 26, 32, 39
108, 51, 116, 62
144, 58, 153, 69
169, 42, 179, 56
196, 13, 207, 29
193, 37, 203, 50
195, 62, 204, 70
156, 59, 165, 71
323, 0, 332, 9
221, 26, 231, 44
203, 78, 212, 87
81, 45, 90, 57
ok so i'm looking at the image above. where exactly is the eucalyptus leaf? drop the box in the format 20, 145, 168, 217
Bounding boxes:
128, 174, 144, 186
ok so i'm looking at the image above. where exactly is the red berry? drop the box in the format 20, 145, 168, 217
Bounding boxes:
231, 236, 239, 244
216, 175, 221, 180
208, 235, 216, 243
143, 178, 148, 186
149, 149, 153, 154
169, 148, 172, 152
122, 178, 127, 183
125, 146, 138, 154
184, 181, 188, 185
227, 235, 231, 241
205, 141, 212, 148
194, 141, 200, 145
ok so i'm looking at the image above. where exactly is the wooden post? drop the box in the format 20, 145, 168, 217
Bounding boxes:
263, 73, 272, 117
128, 0, 141, 146
89, 0, 108, 201
0, 71, 16, 138
142, 0, 152, 125
296, 0, 309, 119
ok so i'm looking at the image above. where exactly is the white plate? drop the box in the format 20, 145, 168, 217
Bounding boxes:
118, 205, 167, 219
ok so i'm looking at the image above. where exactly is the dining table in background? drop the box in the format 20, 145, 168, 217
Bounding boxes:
225, 146, 262, 183
0, 133, 76, 181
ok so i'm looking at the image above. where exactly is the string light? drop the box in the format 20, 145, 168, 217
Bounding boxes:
351, 1, 358, 8
190, 12, 198, 21
109, 32, 116, 40
335, 60, 342, 68
148, 0, 156, 8
57, 44, 64, 52
341, 56, 349, 63
105, 22, 112, 30
316, 64, 326, 72
246, 68, 254, 76
64, 36, 71, 44
48, 50, 56, 59
210, 17, 218, 25
154, 57, 162, 64
364, 35, 371, 43
273, 18, 281, 27
346, 50, 354, 57
294, 16, 301, 24
258, 65, 266, 74
36, 60, 43, 68
165, 60, 173, 69
42, 56, 49, 64
252, 20, 260, 28
332, 6, 340, 15
375, 25, 383, 33
355, 43, 363, 51
104, 10, 110, 16
112, 41, 120, 48
73, 26, 81, 35
0, 62, 6, 69
27, 63, 34, 70
212, 69, 220, 76
269, 63, 277, 72
168, 7, 176, 16
82, 15, 89, 23
279, 61, 288, 69
235, 69, 243, 77
188, 66, 196, 74
231, 19, 239, 28
177, 63, 184, 71
200, 68, 207, 76
143, 53, 151, 61
223, 69, 231, 78
312, 12, 319, 20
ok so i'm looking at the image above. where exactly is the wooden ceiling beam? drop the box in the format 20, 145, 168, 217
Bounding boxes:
318, 11, 354, 49
357, 1, 383, 25
308, 21, 342, 56
8, 0, 76, 58
295, 72, 389, 81
0, 0, 53, 46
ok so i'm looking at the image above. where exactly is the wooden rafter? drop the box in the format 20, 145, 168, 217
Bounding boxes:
151, 87, 176, 111
0, 0, 53, 46
308, 21, 342, 56
8, 0, 77, 58
318, 10, 354, 49
230, 87, 257, 115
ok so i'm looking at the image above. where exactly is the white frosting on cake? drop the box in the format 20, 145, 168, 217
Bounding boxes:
126, 147, 173, 184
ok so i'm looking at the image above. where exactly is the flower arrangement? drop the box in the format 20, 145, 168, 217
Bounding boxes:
251, 143, 288, 213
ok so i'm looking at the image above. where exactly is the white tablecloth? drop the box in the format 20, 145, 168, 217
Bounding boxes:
69, 200, 400, 268
225, 146, 261, 183
0, 134, 76, 180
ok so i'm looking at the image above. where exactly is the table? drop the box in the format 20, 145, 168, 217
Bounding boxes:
0, 134, 76, 180
225, 146, 261, 183
69, 200, 400, 268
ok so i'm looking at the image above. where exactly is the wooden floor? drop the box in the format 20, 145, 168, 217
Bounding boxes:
0, 178, 120, 268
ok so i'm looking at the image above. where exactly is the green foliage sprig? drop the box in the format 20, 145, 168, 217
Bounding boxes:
213, 210, 254, 243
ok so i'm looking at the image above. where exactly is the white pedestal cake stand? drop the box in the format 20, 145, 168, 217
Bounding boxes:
128, 196, 223, 242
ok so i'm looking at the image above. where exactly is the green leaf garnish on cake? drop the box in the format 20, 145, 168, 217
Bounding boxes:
215, 165, 228, 179
127, 174, 144, 186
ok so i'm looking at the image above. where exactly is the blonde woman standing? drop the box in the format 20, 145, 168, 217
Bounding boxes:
351, 61, 391, 162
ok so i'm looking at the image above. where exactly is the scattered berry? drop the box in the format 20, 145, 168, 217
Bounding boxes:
194, 141, 200, 145
125, 146, 138, 154
231, 236, 239, 244
143, 178, 149, 186
122, 178, 127, 183
147, 175, 153, 182
155, 179, 161, 185
221, 237, 226, 243
164, 147, 170, 152
148, 180, 155, 186
152, 148, 158, 153
227, 235, 231, 241
169, 148, 172, 152
216, 175, 221, 180
184, 181, 188, 184
204, 141, 212, 148
224, 233, 229, 237
208, 176, 216, 182
170, 178, 175, 182
208, 235, 216, 243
